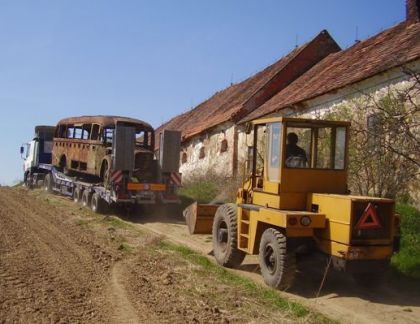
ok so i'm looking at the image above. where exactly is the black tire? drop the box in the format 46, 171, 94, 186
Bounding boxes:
44, 174, 53, 193
82, 190, 92, 208
212, 203, 246, 268
91, 192, 106, 214
73, 187, 83, 203
259, 228, 296, 290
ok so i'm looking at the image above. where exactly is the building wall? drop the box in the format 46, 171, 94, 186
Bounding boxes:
178, 60, 419, 206
179, 122, 236, 181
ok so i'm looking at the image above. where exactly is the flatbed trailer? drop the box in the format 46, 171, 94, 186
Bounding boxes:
21, 121, 182, 213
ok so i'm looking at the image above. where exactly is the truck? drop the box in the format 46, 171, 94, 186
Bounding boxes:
20, 115, 182, 213
184, 116, 400, 290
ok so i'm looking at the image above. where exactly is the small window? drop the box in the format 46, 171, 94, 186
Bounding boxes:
334, 127, 346, 170
104, 128, 114, 146
199, 147, 205, 159
220, 139, 228, 153
67, 126, 75, 139
267, 123, 281, 182
82, 124, 91, 140
74, 127, 83, 139
181, 152, 187, 164
91, 124, 100, 140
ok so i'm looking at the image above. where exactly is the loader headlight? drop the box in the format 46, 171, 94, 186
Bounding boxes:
300, 216, 311, 226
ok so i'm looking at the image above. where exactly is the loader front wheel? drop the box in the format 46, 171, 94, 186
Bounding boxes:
212, 203, 245, 268
259, 228, 296, 290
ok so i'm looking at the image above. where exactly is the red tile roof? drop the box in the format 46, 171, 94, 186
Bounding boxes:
156, 30, 340, 144
243, 21, 420, 122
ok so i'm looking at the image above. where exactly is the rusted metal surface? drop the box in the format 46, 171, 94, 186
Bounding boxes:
52, 115, 154, 181
183, 202, 219, 234
57, 115, 153, 130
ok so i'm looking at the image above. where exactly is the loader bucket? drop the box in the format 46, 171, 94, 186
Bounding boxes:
183, 202, 220, 234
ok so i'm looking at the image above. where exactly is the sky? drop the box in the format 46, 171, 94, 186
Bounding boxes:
0, 0, 406, 185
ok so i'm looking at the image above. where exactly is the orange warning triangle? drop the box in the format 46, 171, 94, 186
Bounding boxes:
355, 203, 382, 230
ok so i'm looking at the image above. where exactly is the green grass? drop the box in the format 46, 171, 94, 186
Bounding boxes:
101, 215, 132, 229
177, 181, 218, 204
391, 204, 420, 278
160, 242, 333, 322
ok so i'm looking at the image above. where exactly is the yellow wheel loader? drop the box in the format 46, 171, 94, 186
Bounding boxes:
184, 117, 400, 290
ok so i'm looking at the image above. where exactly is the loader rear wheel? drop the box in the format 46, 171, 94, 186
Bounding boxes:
259, 228, 296, 290
82, 190, 92, 208
44, 174, 53, 193
91, 192, 106, 214
212, 203, 245, 268
73, 187, 83, 203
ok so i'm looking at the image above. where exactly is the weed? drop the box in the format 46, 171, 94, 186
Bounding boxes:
101, 216, 131, 229
76, 219, 90, 227
159, 242, 332, 322
391, 204, 420, 278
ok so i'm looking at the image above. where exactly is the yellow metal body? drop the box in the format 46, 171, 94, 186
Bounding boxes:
187, 117, 398, 272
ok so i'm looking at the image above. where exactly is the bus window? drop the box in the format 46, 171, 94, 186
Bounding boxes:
82, 124, 91, 140
67, 126, 75, 139
74, 127, 83, 139
104, 128, 114, 146
91, 124, 100, 140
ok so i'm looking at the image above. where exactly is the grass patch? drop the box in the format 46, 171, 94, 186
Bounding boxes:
391, 204, 420, 278
76, 219, 90, 227
177, 181, 218, 204
101, 215, 132, 229
160, 242, 331, 322
117, 242, 134, 253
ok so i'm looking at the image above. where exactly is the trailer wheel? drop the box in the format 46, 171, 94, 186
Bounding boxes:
259, 228, 296, 290
73, 187, 83, 203
91, 192, 106, 214
44, 174, 53, 193
212, 203, 246, 268
82, 190, 92, 208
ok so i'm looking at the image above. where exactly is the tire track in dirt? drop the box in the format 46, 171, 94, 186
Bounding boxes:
0, 188, 116, 322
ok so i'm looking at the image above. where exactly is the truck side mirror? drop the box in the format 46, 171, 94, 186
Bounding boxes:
20, 146, 24, 155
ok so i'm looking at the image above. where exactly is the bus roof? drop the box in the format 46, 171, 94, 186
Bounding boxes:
57, 115, 153, 129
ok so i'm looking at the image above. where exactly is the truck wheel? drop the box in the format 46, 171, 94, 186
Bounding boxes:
73, 187, 83, 203
259, 228, 296, 290
44, 174, 53, 193
91, 192, 106, 214
82, 190, 92, 208
212, 203, 246, 268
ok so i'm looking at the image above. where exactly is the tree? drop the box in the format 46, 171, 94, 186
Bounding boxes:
323, 69, 420, 201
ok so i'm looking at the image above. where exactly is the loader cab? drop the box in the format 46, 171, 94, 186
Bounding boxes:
245, 117, 350, 210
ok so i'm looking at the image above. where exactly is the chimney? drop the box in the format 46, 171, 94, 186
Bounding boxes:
406, 0, 420, 24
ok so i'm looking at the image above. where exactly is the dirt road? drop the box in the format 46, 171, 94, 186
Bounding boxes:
1, 187, 419, 323
0, 187, 303, 323
129, 205, 420, 324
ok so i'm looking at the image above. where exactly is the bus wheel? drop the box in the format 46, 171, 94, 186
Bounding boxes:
259, 228, 296, 290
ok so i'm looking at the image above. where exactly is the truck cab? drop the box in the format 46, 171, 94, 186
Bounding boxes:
21, 126, 55, 186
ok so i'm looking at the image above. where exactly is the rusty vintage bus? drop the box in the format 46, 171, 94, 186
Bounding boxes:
52, 116, 155, 182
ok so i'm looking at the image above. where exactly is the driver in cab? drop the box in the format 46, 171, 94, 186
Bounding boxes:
285, 132, 308, 168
